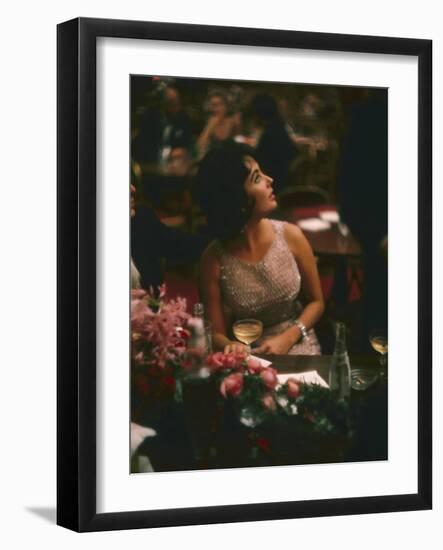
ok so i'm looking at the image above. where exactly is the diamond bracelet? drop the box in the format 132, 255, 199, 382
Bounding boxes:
294, 319, 309, 341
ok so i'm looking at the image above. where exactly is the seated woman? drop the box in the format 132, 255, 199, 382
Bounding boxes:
197, 89, 241, 158
197, 143, 324, 355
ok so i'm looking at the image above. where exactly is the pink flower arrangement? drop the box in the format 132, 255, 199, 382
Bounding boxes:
205, 351, 275, 410
131, 285, 190, 370
130, 292, 351, 444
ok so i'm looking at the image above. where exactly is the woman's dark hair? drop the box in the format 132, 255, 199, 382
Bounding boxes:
196, 142, 256, 242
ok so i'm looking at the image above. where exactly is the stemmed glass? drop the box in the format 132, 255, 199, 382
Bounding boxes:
369, 329, 388, 378
232, 319, 263, 356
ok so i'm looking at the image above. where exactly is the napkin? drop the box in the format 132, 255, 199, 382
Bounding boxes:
249, 354, 272, 368
130, 422, 157, 457
319, 210, 340, 223
277, 370, 329, 388
297, 218, 331, 232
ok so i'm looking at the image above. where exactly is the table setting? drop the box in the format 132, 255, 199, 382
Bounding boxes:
130, 286, 387, 473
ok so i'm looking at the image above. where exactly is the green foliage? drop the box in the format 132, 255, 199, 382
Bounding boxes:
294, 384, 352, 437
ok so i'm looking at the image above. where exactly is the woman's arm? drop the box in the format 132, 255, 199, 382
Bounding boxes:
196, 116, 219, 157
255, 223, 324, 354
286, 222, 325, 327
200, 245, 247, 354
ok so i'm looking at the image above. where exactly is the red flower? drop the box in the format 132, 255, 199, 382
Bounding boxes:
207, 352, 225, 370
222, 354, 237, 369
262, 393, 277, 411
246, 357, 263, 374
207, 352, 242, 371
286, 378, 301, 399
256, 437, 271, 453
163, 375, 175, 387
220, 372, 244, 398
177, 328, 190, 340
260, 367, 278, 390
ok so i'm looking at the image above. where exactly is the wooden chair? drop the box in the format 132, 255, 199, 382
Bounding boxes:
277, 185, 331, 211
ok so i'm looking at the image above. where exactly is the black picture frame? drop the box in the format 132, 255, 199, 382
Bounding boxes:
57, 17, 432, 532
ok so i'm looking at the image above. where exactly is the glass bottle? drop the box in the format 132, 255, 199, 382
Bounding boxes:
188, 317, 206, 352
329, 322, 351, 399
193, 302, 205, 320
192, 303, 212, 353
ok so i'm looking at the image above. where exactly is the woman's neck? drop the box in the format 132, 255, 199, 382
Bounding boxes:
236, 218, 269, 252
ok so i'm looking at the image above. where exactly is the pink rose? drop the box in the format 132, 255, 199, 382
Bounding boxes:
247, 357, 263, 374
286, 378, 301, 399
262, 393, 277, 411
233, 350, 248, 363
260, 367, 278, 390
222, 354, 237, 369
207, 352, 244, 371
207, 352, 225, 370
220, 372, 244, 398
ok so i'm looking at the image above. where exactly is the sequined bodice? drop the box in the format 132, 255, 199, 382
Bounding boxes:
211, 220, 321, 355
213, 220, 301, 327
211, 219, 321, 355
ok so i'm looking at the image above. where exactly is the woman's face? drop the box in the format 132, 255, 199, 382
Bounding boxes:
243, 157, 277, 217
209, 95, 227, 117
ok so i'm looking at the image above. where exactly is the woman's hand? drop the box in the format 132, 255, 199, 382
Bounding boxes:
254, 332, 295, 355
206, 115, 222, 132
223, 341, 249, 355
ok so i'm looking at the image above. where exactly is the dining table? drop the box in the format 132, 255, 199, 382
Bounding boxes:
135, 354, 387, 473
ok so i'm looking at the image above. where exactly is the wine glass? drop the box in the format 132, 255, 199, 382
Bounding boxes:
232, 319, 263, 355
369, 330, 388, 378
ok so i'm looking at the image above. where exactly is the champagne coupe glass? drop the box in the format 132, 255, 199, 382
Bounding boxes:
232, 319, 263, 356
369, 330, 388, 378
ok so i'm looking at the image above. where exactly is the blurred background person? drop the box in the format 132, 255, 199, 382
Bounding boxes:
248, 93, 296, 195
285, 91, 341, 195
280, 95, 329, 161
337, 88, 388, 336
131, 169, 210, 292
133, 83, 193, 167
197, 88, 241, 158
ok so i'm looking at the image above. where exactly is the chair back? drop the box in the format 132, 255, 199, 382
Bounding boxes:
277, 185, 331, 210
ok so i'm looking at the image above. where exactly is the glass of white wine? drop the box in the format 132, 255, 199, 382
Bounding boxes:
369, 330, 388, 378
232, 319, 263, 355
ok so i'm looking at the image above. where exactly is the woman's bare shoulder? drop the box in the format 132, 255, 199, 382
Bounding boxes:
282, 221, 311, 256
201, 241, 221, 276
282, 220, 304, 241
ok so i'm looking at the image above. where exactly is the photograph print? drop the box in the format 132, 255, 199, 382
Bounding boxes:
129, 74, 388, 474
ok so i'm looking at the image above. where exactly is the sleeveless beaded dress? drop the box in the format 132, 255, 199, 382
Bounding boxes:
211, 219, 321, 355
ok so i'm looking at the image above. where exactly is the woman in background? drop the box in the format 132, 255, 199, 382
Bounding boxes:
197, 143, 324, 355
197, 89, 241, 158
